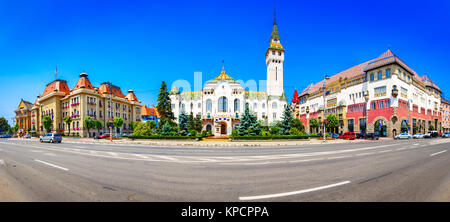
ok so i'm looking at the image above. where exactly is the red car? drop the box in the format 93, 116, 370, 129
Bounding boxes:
343, 132, 356, 140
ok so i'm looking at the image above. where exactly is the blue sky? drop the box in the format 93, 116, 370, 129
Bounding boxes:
1, 0, 450, 124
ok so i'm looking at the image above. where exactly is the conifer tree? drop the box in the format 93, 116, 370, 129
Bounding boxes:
161, 122, 172, 136
279, 105, 294, 135
157, 81, 175, 128
237, 104, 261, 136
178, 112, 188, 135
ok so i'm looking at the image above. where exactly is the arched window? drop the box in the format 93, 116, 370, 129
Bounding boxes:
272, 102, 278, 109
253, 103, 258, 110
262, 103, 266, 109
206, 124, 212, 132
234, 99, 240, 112
218, 97, 228, 112
181, 103, 185, 113
190, 103, 193, 111
206, 99, 212, 112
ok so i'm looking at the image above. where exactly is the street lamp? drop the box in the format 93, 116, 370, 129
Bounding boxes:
364, 90, 369, 135
323, 74, 330, 142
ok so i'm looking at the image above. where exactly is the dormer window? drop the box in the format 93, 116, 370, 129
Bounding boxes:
272, 51, 275, 55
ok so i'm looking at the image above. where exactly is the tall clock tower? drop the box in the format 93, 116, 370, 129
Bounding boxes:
266, 11, 285, 97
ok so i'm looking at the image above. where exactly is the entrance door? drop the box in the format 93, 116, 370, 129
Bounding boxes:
220, 123, 227, 135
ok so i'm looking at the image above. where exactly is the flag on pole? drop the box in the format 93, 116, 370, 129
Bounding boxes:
55, 66, 57, 79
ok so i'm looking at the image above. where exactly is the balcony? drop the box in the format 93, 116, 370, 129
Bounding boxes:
87, 102, 96, 105
71, 102, 80, 106
71, 114, 80, 118
87, 114, 96, 118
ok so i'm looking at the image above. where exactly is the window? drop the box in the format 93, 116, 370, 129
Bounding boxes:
386, 69, 391, 78
253, 103, 257, 110
198, 103, 201, 108
272, 102, 278, 109
378, 71, 382, 80
273, 113, 276, 119
234, 99, 240, 112
262, 103, 265, 109
218, 97, 228, 112
206, 99, 212, 112
374, 86, 387, 97
181, 103, 185, 113
370, 73, 374, 81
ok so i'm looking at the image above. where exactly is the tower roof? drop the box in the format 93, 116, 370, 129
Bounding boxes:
292, 88, 299, 103
73, 72, 94, 90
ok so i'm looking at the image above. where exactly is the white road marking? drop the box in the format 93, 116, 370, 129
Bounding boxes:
355, 152, 375, 156
379, 150, 393, 153
289, 158, 325, 163
43, 152, 57, 156
153, 155, 179, 161
34, 159, 69, 171
327, 155, 350, 160
132, 154, 149, 159
397, 148, 407, 151
239, 181, 351, 201
107, 152, 119, 157
413, 144, 419, 146
430, 150, 447, 156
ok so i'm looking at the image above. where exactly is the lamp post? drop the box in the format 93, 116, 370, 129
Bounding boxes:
364, 90, 369, 135
105, 82, 113, 142
323, 75, 330, 142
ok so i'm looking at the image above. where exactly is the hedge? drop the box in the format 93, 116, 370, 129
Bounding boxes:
123, 135, 203, 140
231, 135, 310, 140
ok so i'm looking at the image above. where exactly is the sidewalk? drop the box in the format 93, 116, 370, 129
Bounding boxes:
8, 137, 391, 147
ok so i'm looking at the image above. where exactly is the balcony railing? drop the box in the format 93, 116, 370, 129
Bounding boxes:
71, 114, 80, 118
71, 102, 80, 106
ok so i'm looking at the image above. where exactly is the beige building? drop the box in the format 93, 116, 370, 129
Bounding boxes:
31, 72, 142, 137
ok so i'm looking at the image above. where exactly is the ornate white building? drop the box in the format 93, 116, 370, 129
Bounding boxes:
169, 17, 288, 136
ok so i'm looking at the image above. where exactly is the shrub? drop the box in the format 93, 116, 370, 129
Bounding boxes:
289, 128, 301, 136
231, 130, 238, 137
231, 135, 310, 140
188, 129, 197, 137
270, 126, 280, 135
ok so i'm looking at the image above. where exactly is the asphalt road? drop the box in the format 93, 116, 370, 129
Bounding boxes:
0, 138, 449, 201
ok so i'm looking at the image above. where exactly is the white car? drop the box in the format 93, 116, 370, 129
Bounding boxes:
412, 133, 424, 139
394, 133, 412, 140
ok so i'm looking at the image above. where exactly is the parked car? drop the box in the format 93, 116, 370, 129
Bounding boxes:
413, 133, 424, 139
423, 133, 432, 138
355, 132, 366, 139
23, 134, 31, 139
394, 133, 412, 140
428, 131, 439, 138
365, 133, 380, 140
343, 132, 356, 140
331, 133, 340, 139
95, 133, 110, 139
441, 132, 450, 138
39, 133, 62, 143
0, 134, 11, 138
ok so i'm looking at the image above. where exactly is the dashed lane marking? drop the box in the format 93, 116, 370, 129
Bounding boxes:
239, 181, 351, 201
34, 159, 69, 171
430, 150, 447, 157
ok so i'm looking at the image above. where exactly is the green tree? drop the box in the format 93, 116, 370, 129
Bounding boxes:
94, 120, 104, 135
157, 81, 175, 129
187, 112, 195, 132
42, 116, 53, 133
279, 105, 294, 135
309, 118, 319, 133
83, 116, 95, 137
193, 114, 203, 132
113, 117, 124, 136
0, 117, 9, 134
237, 104, 261, 136
178, 112, 188, 135
326, 114, 339, 131
11, 124, 19, 135
270, 125, 280, 135
161, 121, 172, 136
292, 118, 305, 133
63, 116, 73, 136
130, 121, 139, 132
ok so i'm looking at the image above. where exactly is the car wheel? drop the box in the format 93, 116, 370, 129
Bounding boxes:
58, 141, 61, 143
50, 139, 53, 143
40, 139, 43, 143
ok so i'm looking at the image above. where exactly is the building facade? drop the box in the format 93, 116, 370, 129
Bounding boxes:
169, 17, 288, 136
31, 72, 142, 137
293, 50, 442, 137
14, 99, 33, 135
141, 105, 160, 126
442, 99, 450, 132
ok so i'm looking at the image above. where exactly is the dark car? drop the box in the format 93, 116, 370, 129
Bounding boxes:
356, 132, 367, 139
365, 133, 380, 140
0, 134, 11, 138
428, 131, 439, 138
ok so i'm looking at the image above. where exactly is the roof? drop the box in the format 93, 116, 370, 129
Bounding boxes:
125, 89, 139, 102
72, 72, 94, 91
42, 79, 71, 97
141, 105, 160, 118
98, 83, 126, 98
211, 65, 236, 82
291, 88, 299, 103
420, 75, 441, 91
15, 99, 33, 112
